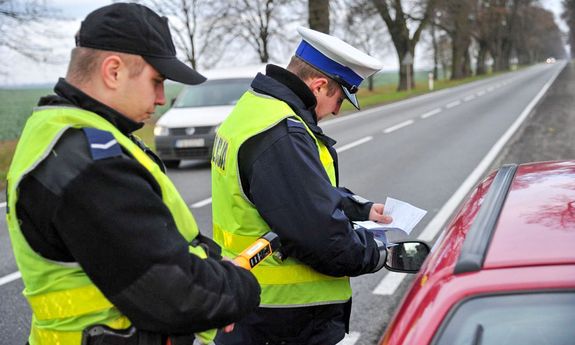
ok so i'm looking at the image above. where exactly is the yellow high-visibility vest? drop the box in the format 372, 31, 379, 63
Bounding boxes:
211, 91, 351, 307
6, 106, 215, 344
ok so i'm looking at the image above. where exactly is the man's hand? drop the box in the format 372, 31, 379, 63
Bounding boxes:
369, 203, 392, 224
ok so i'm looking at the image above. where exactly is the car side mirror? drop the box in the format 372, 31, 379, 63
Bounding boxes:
384, 241, 430, 273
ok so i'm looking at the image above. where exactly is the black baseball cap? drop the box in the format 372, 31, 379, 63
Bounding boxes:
76, 3, 206, 85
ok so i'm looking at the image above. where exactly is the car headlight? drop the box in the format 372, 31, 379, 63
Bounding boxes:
154, 125, 169, 136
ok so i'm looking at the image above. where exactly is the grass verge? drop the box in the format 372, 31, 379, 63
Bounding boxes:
339, 71, 507, 113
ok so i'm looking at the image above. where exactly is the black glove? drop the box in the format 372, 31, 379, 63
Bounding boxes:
192, 233, 222, 260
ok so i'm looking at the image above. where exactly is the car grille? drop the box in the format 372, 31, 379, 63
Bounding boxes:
169, 126, 213, 135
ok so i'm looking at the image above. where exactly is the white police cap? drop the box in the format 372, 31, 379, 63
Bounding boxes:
295, 26, 383, 110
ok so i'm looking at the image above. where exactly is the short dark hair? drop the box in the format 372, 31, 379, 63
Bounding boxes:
287, 56, 339, 96
66, 47, 146, 85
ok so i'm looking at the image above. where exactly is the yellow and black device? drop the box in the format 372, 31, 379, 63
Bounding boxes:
233, 232, 281, 270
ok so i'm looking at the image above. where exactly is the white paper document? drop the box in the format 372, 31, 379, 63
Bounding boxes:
354, 197, 427, 243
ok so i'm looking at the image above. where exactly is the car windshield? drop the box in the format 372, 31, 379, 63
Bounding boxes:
434, 292, 575, 345
173, 78, 252, 108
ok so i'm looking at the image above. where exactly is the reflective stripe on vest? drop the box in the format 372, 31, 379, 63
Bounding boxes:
28, 284, 115, 321
6, 106, 212, 344
31, 315, 131, 345
212, 91, 351, 307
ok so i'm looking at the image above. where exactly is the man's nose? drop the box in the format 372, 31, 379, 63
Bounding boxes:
156, 85, 166, 105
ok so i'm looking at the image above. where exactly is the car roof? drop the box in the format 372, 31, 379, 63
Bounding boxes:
485, 160, 575, 268
200, 64, 268, 80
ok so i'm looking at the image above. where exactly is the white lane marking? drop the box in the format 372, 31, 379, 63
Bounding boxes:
373, 60, 566, 295
373, 272, 407, 295
418, 59, 565, 243
337, 331, 361, 345
487, 86, 494, 92
383, 120, 414, 134
336, 136, 373, 153
477, 90, 486, 96
0, 202, 6, 209
420, 108, 441, 119
190, 197, 212, 208
322, 68, 528, 128
463, 95, 476, 102
445, 100, 461, 109
0, 271, 21, 287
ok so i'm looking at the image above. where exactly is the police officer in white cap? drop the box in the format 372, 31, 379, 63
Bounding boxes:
212, 27, 392, 345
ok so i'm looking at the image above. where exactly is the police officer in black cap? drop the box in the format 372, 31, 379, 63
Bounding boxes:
6, 3, 260, 345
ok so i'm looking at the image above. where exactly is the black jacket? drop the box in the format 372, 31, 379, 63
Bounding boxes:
220, 65, 382, 345
16, 79, 260, 335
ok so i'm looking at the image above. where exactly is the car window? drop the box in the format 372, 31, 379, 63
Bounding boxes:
434, 292, 575, 345
174, 78, 252, 108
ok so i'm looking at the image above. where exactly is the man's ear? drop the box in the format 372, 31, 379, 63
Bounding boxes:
307, 77, 329, 96
100, 55, 123, 89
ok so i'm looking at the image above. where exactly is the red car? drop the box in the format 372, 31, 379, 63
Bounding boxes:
380, 161, 575, 345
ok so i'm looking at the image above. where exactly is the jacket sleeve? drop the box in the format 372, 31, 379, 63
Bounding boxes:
335, 187, 374, 221
239, 122, 381, 277
29, 130, 260, 334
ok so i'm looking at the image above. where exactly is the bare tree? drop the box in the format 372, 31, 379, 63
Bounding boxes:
481, 0, 530, 72
472, 0, 501, 75
562, 0, 575, 57
339, 0, 390, 90
227, 0, 298, 63
516, 5, 565, 63
128, 0, 233, 70
435, 0, 474, 79
430, 14, 440, 79
369, 0, 438, 91
309, 0, 330, 33
0, 0, 62, 70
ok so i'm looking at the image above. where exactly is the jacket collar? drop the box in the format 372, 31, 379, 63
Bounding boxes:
38, 78, 143, 134
251, 64, 336, 147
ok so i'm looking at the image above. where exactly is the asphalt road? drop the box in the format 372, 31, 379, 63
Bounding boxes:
0, 61, 566, 344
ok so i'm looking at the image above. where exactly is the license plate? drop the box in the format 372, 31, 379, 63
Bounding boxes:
175, 138, 205, 148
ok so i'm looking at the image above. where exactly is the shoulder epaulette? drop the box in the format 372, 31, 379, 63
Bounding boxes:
82, 128, 123, 160
286, 117, 306, 131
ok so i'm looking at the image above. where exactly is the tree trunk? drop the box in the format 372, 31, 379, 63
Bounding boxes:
491, 40, 504, 72
399, 61, 408, 91
463, 48, 472, 77
501, 40, 512, 70
397, 49, 416, 91
308, 0, 330, 33
371, 0, 436, 91
451, 36, 470, 80
476, 42, 488, 75
431, 21, 439, 80
451, 47, 463, 80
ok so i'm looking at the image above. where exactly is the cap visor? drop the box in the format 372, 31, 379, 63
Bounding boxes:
342, 86, 360, 110
144, 56, 206, 85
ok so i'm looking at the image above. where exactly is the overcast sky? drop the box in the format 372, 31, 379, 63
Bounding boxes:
0, 0, 568, 87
